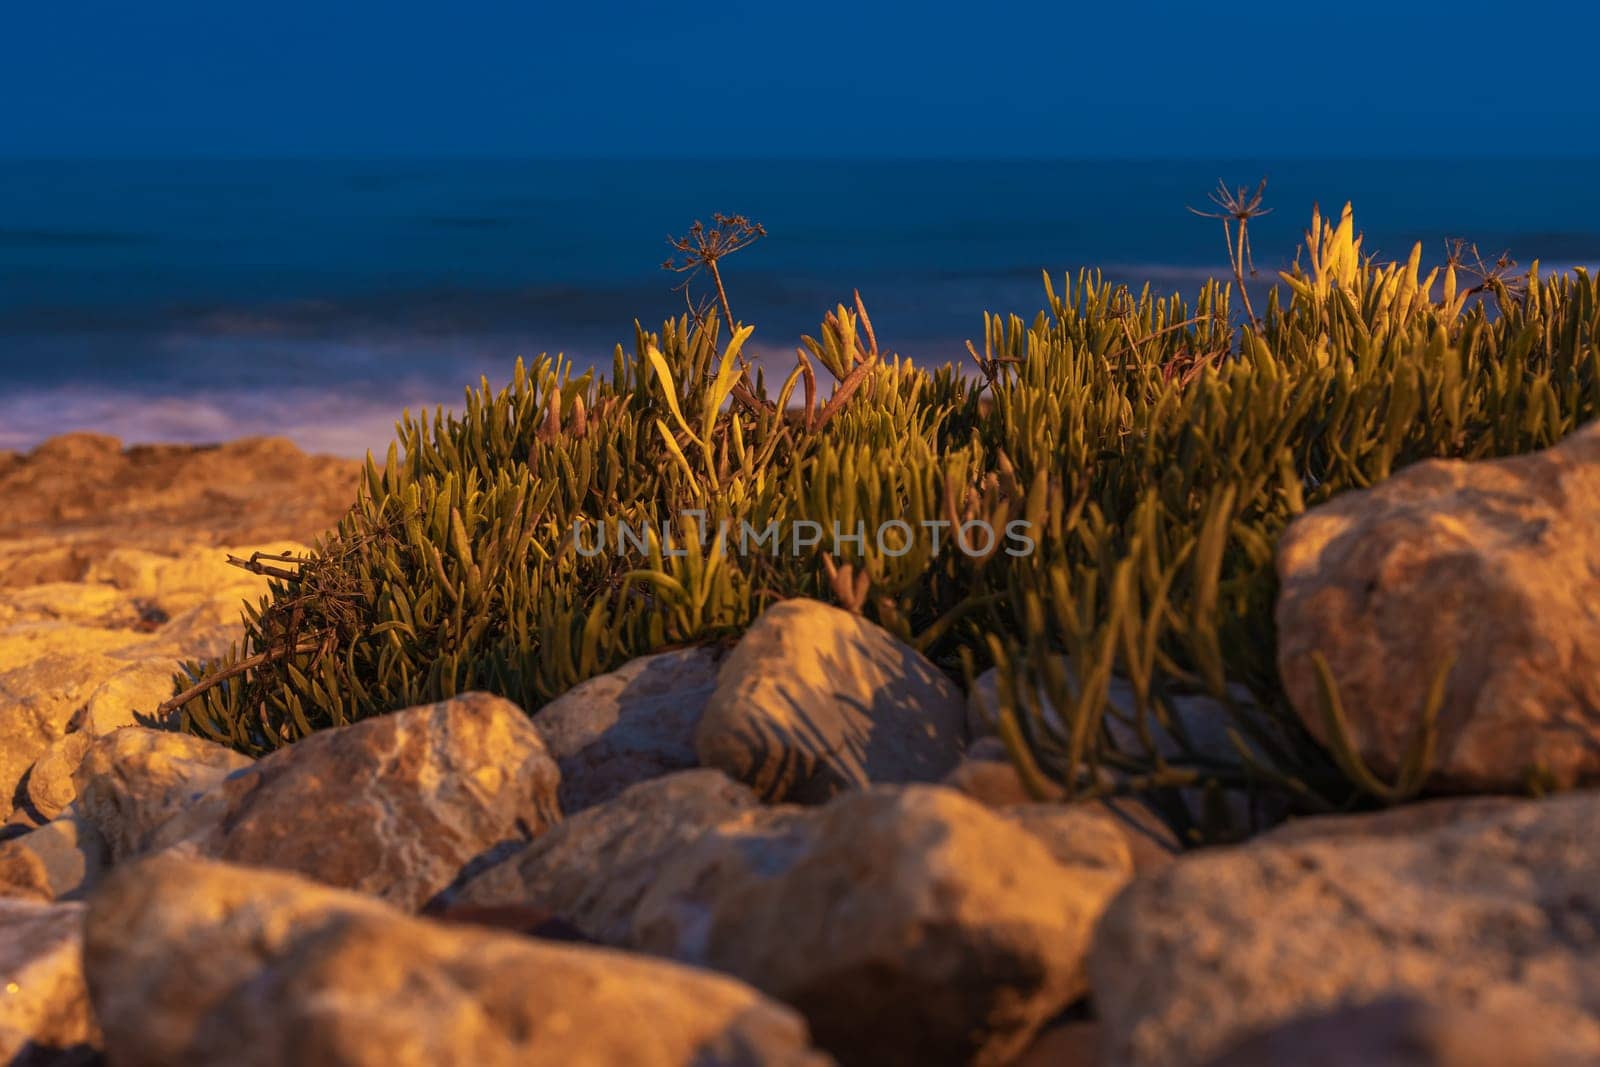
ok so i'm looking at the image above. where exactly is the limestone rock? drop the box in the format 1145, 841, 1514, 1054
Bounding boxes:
0, 899, 98, 1063
1012, 1021, 1100, 1067
0, 650, 118, 824
458, 775, 1128, 1065
0, 840, 54, 902
1199, 994, 1594, 1067
76, 660, 181, 735
695, 599, 966, 803
84, 854, 830, 1067
1091, 791, 1600, 1067
154, 692, 562, 908
1276, 420, 1600, 790
0, 434, 357, 590
534, 647, 721, 813
1261, 794, 1524, 847
454, 769, 759, 944
72, 727, 253, 862
0, 815, 107, 901
0, 539, 313, 822
941, 739, 1180, 873
941, 735, 1060, 805
20, 732, 91, 824
634, 784, 1130, 1066
997, 802, 1135, 875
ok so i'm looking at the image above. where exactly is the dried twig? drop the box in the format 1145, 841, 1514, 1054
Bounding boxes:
664, 214, 771, 413
1190, 179, 1272, 330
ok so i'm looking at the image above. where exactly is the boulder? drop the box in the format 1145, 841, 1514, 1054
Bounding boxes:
0, 434, 358, 590
0, 649, 120, 824
1090, 791, 1600, 1067
1276, 420, 1600, 790
941, 738, 1180, 873
75, 659, 185, 736
534, 647, 721, 813
0, 899, 98, 1063
72, 727, 253, 862
1260, 794, 1525, 847
19, 732, 91, 824
0, 840, 53, 902
453, 769, 760, 944
84, 854, 830, 1067
0, 815, 107, 901
997, 802, 1135, 874
640, 783, 1128, 1065
1012, 1021, 1100, 1067
695, 599, 966, 803
1199, 994, 1593, 1067
153, 692, 562, 908
941, 735, 1062, 805
0, 540, 313, 822
458, 775, 1130, 1065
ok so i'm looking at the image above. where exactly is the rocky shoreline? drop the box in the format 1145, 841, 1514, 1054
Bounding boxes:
1, 428, 1598, 1066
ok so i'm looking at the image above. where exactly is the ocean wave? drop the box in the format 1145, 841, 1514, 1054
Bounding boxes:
0, 384, 457, 459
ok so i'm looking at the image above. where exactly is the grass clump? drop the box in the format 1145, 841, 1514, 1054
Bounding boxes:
170, 203, 1600, 840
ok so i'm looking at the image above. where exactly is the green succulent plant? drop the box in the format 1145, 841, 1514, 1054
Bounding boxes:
168, 205, 1600, 841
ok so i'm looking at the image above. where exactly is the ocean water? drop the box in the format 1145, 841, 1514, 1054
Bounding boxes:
2, 158, 1596, 456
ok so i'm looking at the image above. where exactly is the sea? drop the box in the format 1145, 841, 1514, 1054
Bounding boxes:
2, 158, 1596, 456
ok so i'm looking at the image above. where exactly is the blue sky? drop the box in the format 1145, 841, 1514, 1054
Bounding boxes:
3, 0, 1596, 158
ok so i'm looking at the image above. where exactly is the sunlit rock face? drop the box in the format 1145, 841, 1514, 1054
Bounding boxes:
0, 433, 358, 589
458, 772, 1133, 1067
0, 899, 98, 1063
0, 542, 312, 827
0, 432, 358, 829
1276, 418, 1600, 791
151, 692, 562, 910
83, 855, 831, 1067
1092, 792, 1600, 1067
695, 598, 968, 804
533, 646, 722, 814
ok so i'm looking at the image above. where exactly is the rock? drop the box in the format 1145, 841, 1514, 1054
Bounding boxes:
635, 784, 1130, 1066
941, 736, 1051, 806
84, 854, 831, 1067
0, 815, 107, 901
998, 803, 1134, 874
1276, 420, 1600, 791
1199, 994, 1593, 1067
1012, 1021, 1100, 1067
0, 650, 119, 824
0, 540, 313, 822
1090, 791, 1600, 1067
76, 660, 182, 735
453, 769, 760, 944
1261, 794, 1525, 847
534, 647, 721, 813
695, 599, 966, 803
458, 774, 1129, 1065
0, 840, 54, 901
72, 727, 253, 862
0, 434, 357, 590
0, 899, 98, 1063
942, 740, 1181, 873
19, 732, 91, 824
426, 902, 594, 944
153, 692, 562, 908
